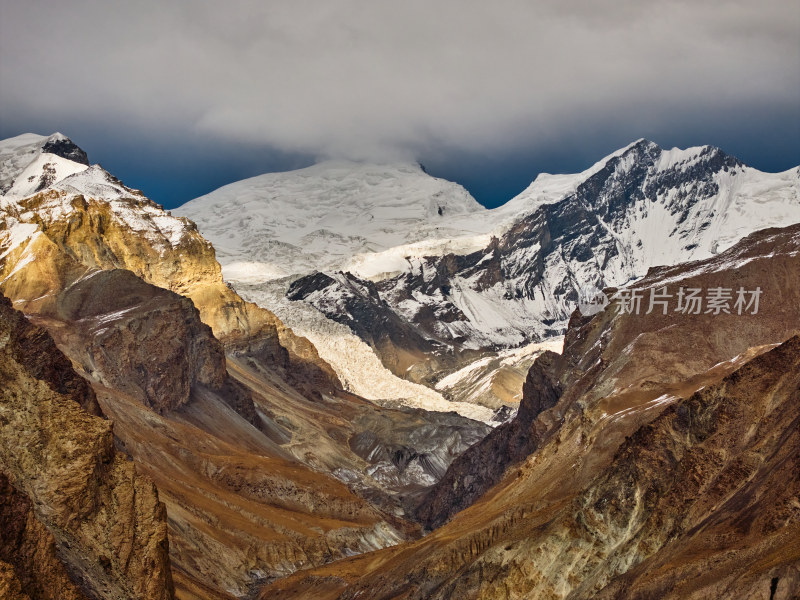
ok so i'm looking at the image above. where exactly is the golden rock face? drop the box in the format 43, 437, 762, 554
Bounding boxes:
0, 185, 340, 396
3, 189, 264, 337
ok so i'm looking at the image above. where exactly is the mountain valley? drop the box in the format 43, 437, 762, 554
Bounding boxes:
1, 132, 798, 599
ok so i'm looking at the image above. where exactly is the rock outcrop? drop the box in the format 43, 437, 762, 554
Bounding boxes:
0, 471, 89, 600
0, 294, 174, 599
0, 247, 418, 595
0, 162, 340, 400
416, 350, 562, 528
6, 260, 427, 596
49, 268, 226, 414
0, 286, 102, 417
287, 271, 454, 381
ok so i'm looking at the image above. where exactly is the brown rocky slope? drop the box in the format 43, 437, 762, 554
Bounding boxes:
0, 251, 422, 596
418, 223, 800, 529
0, 294, 174, 600
313, 335, 800, 600
260, 223, 800, 600
1, 158, 490, 596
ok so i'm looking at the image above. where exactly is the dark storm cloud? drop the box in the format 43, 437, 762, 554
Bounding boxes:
2, 1, 798, 157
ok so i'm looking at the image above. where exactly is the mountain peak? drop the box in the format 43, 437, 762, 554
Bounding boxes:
41, 132, 89, 166
175, 157, 487, 277
630, 136, 657, 148
591, 139, 748, 181
0, 132, 91, 196
617, 137, 661, 158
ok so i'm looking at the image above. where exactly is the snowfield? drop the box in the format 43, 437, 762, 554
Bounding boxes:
174, 160, 505, 279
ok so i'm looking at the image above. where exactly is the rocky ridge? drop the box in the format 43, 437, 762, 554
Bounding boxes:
282, 141, 799, 404
259, 223, 800, 599
418, 222, 800, 528
319, 335, 800, 600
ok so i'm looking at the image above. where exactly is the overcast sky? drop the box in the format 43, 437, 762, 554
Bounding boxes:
1, 0, 799, 208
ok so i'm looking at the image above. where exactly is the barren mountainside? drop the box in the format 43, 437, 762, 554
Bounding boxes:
417, 223, 800, 528
260, 223, 800, 599
0, 294, 173, 600
0, 133, 494, 598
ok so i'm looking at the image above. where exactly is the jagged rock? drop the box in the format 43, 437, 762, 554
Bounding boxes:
53, 268, 226, 413
415, 350, 562, 529
0, 472, 89, 600
0, 137, 497, 597
0, 294, 173, 599
347, 409, 492, 502
419, 223, 800, 529
40, 135, 89, 166
287, 271, 451, 381
0, 290, 101, 417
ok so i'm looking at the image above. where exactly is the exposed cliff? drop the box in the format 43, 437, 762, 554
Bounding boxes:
0, 285, 102, 417
0, 471, 89, 600
337, 335, 800, 600
2, 255, 420, 595
416, 350, 562, 528
0, 294, 174, 599
25, 267, 225, 414
262, 327, 800, 600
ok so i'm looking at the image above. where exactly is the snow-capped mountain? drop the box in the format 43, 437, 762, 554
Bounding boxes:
362, 140, 800, 344
293, 141, 799, 342
0, 132, 191, 252
174, 160, 497, 280
181, 140, 799, 404
0, 134, 198, 271
0, 132, 90, 198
